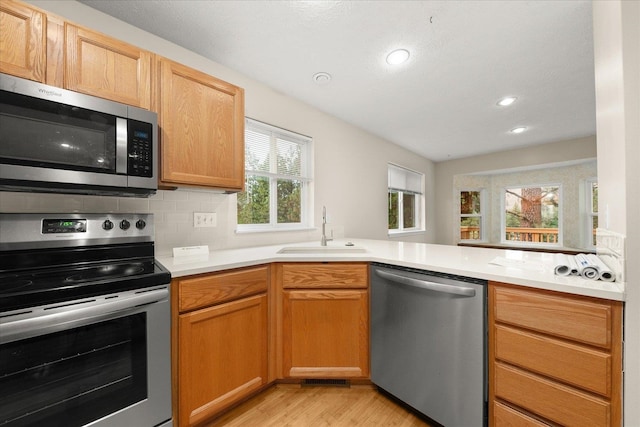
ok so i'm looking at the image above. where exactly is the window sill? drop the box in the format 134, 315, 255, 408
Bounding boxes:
458, 241, 595, 254
388, 229, 427, 238
235, 226, 316, 234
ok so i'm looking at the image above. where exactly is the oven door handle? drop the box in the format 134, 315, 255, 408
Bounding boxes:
0, 288, 168, 343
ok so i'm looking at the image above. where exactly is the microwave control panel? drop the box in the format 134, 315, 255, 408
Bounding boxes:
127, 120, 153, 177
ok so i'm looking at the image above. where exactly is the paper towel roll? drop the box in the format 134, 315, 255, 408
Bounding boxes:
567, 256, 579, 275
586, 253, 616, 282
575, 253, 599, 280
553, 254, 572, 276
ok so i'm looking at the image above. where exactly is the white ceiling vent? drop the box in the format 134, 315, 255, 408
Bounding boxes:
313, 72, 332, 85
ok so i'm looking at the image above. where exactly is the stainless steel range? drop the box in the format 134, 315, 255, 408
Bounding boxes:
0, 213, 172, 427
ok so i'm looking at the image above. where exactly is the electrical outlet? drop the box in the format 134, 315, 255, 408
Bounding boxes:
194, 212, 217, 228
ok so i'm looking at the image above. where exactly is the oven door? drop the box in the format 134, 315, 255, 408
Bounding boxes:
0, 286, 171, 427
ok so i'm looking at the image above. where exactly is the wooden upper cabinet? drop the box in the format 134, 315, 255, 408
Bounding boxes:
64, 24, 152, 109
0, 0, 46, 82
158, 57, 245, 191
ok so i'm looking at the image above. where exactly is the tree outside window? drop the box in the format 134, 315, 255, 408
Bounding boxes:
237, 119, 311, 230
460, 190, 483, 241
503, 185, 561, 245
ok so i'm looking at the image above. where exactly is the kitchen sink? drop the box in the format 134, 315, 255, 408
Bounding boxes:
277, 245, 367, 254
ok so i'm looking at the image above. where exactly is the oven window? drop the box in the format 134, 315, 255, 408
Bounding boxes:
0, 313, 147, 427
0, 91, 116, 173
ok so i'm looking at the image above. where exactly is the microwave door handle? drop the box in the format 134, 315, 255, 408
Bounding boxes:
116, 117, 128, 174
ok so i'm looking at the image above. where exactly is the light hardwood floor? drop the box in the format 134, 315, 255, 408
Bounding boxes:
206, 384, 432, 426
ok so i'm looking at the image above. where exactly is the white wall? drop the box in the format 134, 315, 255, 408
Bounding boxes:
4, 0, 435, 256
434, 135, 597, 246
593, 1, 640, 424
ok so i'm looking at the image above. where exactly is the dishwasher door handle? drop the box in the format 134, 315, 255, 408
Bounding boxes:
375, 270, 476, 297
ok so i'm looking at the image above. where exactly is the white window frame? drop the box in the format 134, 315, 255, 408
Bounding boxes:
500, 183, 563, 247
236, 118, 313, 232
458, 189, 486, 242
584, 177, 598, 249
388, 163, 425, 235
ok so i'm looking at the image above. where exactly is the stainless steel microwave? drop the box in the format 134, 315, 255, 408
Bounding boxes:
0, 73, 158, 197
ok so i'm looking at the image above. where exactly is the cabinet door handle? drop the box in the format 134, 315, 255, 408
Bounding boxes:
375, 270, 476, 297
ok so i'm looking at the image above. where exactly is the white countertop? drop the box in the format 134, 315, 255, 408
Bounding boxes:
157, 239, 625, 301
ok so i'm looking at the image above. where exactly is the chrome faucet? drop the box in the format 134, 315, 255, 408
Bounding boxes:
321, 206, 333, 246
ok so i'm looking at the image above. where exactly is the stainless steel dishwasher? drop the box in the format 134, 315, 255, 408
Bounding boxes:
370, 263, 487, 427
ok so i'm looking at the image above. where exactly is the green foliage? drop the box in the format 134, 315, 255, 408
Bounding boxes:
238, 137, 304, 226
277, 179, 301, 223
388, 192, 398, 229
237, 175, 269, 224
506, 203, 522, 227
460, 217, 480, 226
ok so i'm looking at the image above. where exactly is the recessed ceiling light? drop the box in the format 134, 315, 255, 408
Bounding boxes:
497, 96, 517, 106
386, 49, 410, 65
313, 72, 332, 85
510, 126, 528, 134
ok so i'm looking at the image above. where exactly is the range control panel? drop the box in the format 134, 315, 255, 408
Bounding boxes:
0, 213, 154, 250
127, 120, 153, 178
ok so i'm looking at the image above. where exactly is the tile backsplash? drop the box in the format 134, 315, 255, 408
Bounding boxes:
0, 189, 321, 256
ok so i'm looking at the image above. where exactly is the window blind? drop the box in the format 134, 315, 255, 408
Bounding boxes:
388, 163, 423, 194
245, 118, 311, 179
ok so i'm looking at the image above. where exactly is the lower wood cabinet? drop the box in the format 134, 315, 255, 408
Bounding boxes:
282, 288, 369, 378
488, 282, 623, 427
173, 266, 269, 426
278, 263, 369, 379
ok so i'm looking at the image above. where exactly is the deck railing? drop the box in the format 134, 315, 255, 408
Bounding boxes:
460, 226, 559, 243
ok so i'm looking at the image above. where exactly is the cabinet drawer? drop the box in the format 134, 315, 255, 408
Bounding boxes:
177, 265, 268, 312
494, 325, 611, 397
493, 401, 549, 426
281, 263, 368, 289
494, 363, 610, 427
491, 285, 613, 348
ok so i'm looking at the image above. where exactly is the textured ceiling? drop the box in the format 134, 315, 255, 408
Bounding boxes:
79, 0, 596, 162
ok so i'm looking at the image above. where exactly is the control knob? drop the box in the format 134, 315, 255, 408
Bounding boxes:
135, 219, 146, 230
119, 219, 131, 230
102, 219, 114, 230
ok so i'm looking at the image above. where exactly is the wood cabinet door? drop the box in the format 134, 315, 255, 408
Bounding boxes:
158, 58, 244, 191
282, 289, 369, 378
178, 294, 267, 426
0, 0, 46, 82
65, 24, 152, 108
